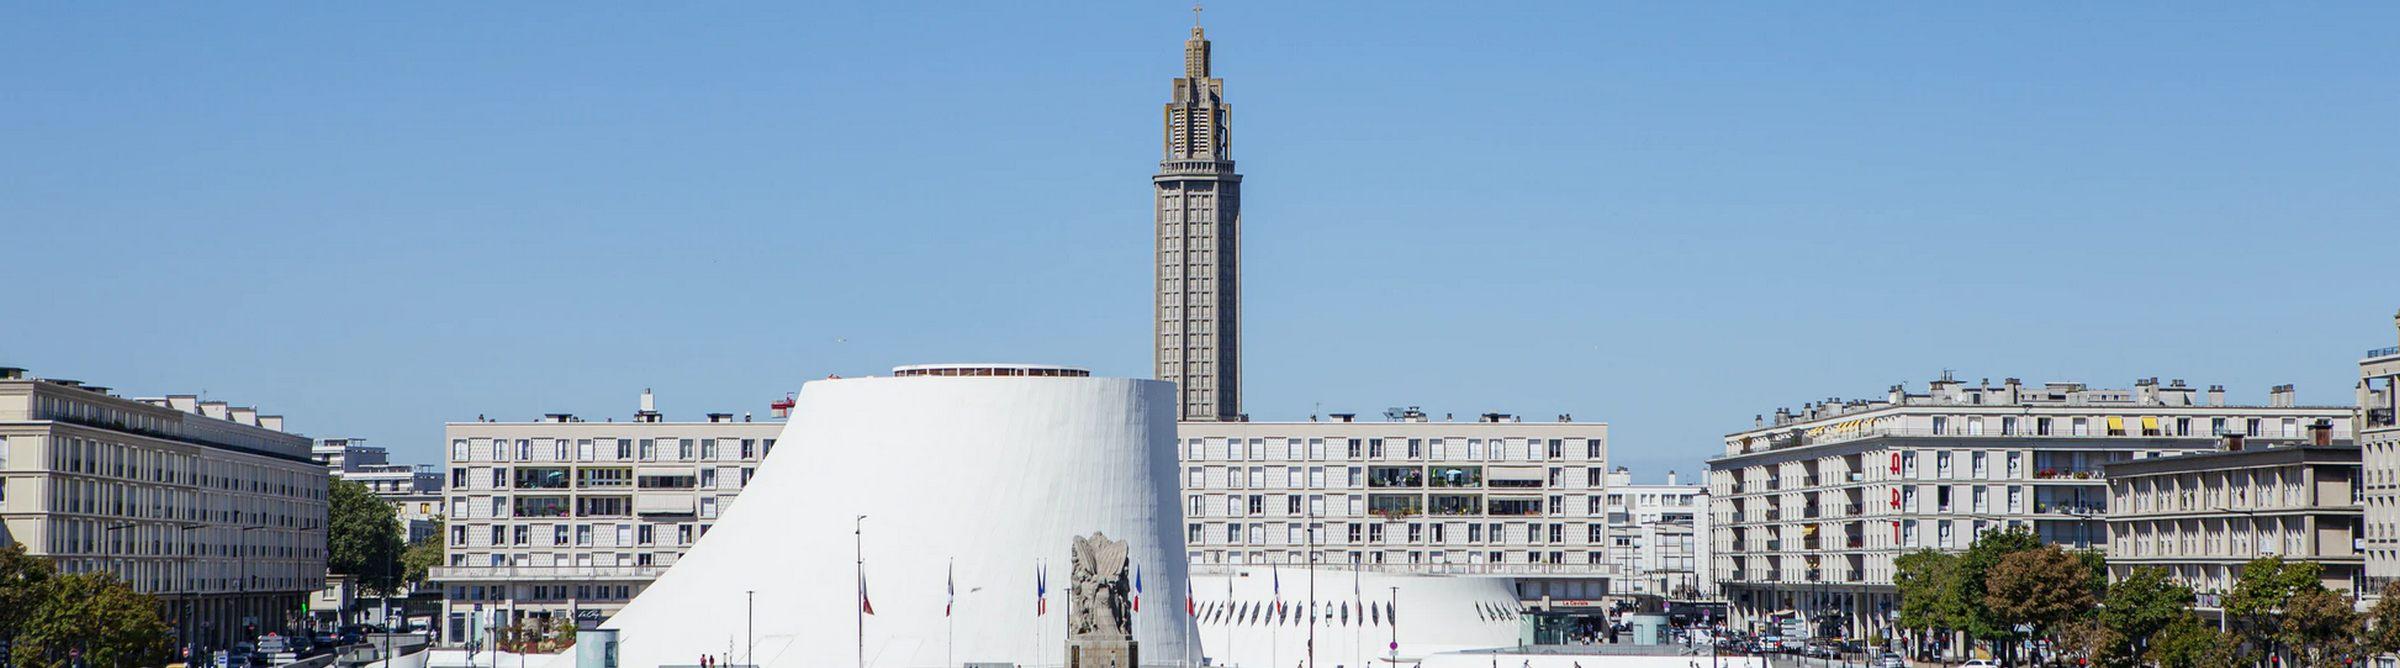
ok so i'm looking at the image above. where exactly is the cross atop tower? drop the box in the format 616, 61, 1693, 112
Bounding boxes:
1192, 2, 1203, 28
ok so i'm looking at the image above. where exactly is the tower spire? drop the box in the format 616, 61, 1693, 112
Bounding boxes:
1184, 8, 1211, 79
1156, 11, 1241, 422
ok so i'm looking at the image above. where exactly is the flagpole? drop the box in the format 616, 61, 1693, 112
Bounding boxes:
856, 514, 867, 668
947, 557, 955, 668
1308, 501, 1317, 668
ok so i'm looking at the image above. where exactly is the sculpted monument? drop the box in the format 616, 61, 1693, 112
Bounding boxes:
1067, 533, 1138, 668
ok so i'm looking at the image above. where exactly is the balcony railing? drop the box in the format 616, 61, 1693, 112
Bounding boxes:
1803, 507, 1822, 519
2369, 346, 2400, 359
431, 565, 667, 581
2033, 468, 2107, 480
2371, 409, 2397, 429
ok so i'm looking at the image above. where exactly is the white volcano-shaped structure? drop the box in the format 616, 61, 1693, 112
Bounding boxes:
589, 365, 1199, 668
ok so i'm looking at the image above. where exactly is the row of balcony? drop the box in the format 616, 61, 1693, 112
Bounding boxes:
1723, 570, 1867, 584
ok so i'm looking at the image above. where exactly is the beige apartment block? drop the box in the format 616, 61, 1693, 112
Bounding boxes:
2104, 437, 2360, 619
0, 367, 328, 651
428, 391, 781, 642
1709, 373, 2353, 640
1177, 411, 1616, 606
2359, 311, 2400, 600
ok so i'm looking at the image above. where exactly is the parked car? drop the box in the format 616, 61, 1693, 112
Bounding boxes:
1961, 660, 1997, 668
1877, 652, 1907, 668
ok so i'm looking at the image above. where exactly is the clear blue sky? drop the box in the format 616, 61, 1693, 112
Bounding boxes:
4, 3, 2396, 480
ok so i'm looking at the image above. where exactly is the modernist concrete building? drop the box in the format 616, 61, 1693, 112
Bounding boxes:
1709, 373, 2354, 640
2361, 312, 2400, 599
581, 365, 1199, 668
2103, 433, 2360, 619
1194, 567, 1524, 668
1176, 411, 1615, 620
1599, 468, 1709, 599
1155, 19, 1243, 422
0, 367, 329, 652
429, 390, 782, 640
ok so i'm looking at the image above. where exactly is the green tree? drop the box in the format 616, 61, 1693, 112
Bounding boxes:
2146, 612, 2241, 668
402, 517, 446, 588
2097, 566, 2196, 658
2224, 556, 2328, 663
1956, 527, 2042, 643
1894, 549, 1968, 641
1982, 545, 2099, 641
328, 478, 406, 595
11, 571, 171, 668
2364, 580, 2400, 655
2280, 586, 2363, 668
0, 541, 56, 642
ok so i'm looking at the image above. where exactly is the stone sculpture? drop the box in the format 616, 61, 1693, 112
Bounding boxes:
1067, 532, 1139, 668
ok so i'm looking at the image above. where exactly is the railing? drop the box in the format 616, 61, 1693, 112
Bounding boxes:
2368, 346, 2400, 359
2033, 502, 2106, 516
1845, 536, 1864, 549
2371, 409, 2397, 429
431, 565, 667, 581
2033, 468, 2107, 480
1755, 425, 2328, 452
1187, 562, 1609, 576
1803, 507, 1822, 519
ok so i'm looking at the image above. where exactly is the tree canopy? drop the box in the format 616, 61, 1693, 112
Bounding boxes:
0, 544, 170, 668
328, 478, 406, 594
402, 517, 446, 588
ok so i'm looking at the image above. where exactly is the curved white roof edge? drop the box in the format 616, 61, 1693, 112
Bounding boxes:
890, 363, 1092, 375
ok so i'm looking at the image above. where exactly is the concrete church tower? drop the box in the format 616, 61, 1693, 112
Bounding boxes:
1155, 13, 1243, 422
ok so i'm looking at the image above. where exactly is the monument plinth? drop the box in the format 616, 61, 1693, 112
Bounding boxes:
1066, 533, 1138, 668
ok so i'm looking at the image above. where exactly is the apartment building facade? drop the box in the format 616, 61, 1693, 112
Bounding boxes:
429, 393, 781, 641
1176, 411, 1614, 605
1599, 468, 1710, 599
2104, 437, 2360, 619
1709, 373, 2354, 639
0, 367, 329, 651
2360, 312, 2400, 598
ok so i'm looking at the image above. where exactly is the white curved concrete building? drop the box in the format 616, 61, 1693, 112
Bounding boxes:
1193, 568, 1522, 668
582, 365, 1200, 668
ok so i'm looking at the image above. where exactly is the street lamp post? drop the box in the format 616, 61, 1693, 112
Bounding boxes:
174, 523, 206, 660
239, 526, 262, 644
1386, 586, 1399, 667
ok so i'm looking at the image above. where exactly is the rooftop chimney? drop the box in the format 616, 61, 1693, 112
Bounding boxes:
544, 413, 576, 423
1666, 470, 1679, 486
707, 412, 735, 423
2220, 433, 2246, 452
2208, 385, 2226, 407
1329, 413, 1355, 423
2310, 419, 2334, 446
0, 367, 24, 380
2270, 384, 2296, 408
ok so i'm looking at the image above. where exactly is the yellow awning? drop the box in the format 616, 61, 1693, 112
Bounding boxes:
2141, 417, 2160, 432
2107, 416, 2125, 433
